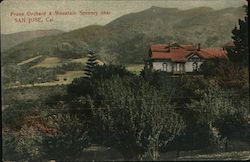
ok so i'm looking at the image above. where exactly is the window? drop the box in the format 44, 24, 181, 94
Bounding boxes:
189, 55, 200, 62
192, 62, 198, 71
162, 62, 167, 71
176, 63, 180, 71
173, 63, 184, 73
147, 62, 151, 69
181, 64, 184, 72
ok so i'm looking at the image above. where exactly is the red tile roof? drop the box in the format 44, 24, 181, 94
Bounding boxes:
198, 48, 228, 59
180, 45, 196, 51
150, 44, 170, 52
149, 44, 227, 62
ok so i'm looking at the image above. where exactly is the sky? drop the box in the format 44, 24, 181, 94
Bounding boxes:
1, 0, 247, 34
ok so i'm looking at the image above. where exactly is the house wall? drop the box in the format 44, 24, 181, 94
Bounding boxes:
185, 61, 203, 72
152, 61, 172, 72
172, 63, 185, 73
152, 60, 204, 73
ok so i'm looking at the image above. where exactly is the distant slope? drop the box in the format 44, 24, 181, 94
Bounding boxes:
1, 29, 64, 52
2, 6, 245, 65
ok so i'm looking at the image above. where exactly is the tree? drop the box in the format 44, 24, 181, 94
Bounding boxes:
89, 76, 185, 160
140, 70, 182, 101
84, 50, 98, 77
227, 5, 248, 67
67, 64, 134, 104
200, 58, 248, 88
186, 82, 227, 149
3, 126, 43, 161
91, 64, 134, 80
42, 114, 90, 160
66, 64, 135, 110
186, 81, 249, 151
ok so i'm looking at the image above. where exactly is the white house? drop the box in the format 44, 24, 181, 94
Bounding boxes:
144, 42, 228, 74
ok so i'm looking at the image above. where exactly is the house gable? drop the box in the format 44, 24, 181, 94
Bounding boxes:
186, 53, 203, 62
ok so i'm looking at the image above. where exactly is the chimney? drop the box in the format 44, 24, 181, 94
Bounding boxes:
168, 42, 171, 52
197, 43, 201, 51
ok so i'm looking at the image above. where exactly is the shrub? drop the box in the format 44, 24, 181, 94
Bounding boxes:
3, 126, 43, 161
186, 81, 249, 149
42, 114, 90, 160
200, 59, 248, 88
89, 76, 185, 160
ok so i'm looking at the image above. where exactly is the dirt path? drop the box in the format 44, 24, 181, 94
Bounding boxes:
5, 81, 70, 89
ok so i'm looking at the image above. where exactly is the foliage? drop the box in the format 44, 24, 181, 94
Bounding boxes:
68, 64, 134, 97
2, 131, 20, 161
227, 5, 249, 67
42, 114, 90, 160
84, 50, 98, 77
3, 126, 44, 161
188, 82, 235, 125
215, 94, 249, 141
186, 81, 249, 149
141, 70, 211, 108
89, 76, 185, 160
92, 64, 134, 80
2, 61, 85, 86
3, 62, 249, 161
3, 94, 89, 161
2, 64, 58, 85
14, 126, 44, 160
2, 101, 43, 130
200, 58, 248, 88
215, 113, 249, 141
53, 42, 85, 59
140, 70, 182, 99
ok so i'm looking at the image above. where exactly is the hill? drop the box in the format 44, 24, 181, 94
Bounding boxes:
1, 29, 64, 52
2, 6, 245, 65
1, 6, 245, 87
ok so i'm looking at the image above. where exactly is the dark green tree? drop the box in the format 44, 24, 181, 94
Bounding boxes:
200, 58, 248, 88
42, 114, 90, 160
228, 5, 248, 67
187, 81, 249, 151
89, 76, 185, 160
67, 64, 134, 98
84, 50, 98, 77
3, 126, 43, 161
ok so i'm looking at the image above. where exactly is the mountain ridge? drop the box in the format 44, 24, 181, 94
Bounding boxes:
2, 6, 245, 65
1, 29, 64, 52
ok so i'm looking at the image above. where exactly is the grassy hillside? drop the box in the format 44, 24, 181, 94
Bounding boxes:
2, 55, 106, 88
2, 6, 245, 65
31, 57, 63, 68
1, 29, 64, 52
125, 64, 144, 74
1, 6, 245, 87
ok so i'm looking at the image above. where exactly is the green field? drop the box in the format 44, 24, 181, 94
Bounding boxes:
125, 64, 144, 74
5, 71, 84, 89
6, 56, 144, 89
56, 70, 85, 83
31, 57, 62, 68
29, 56, 104, 69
